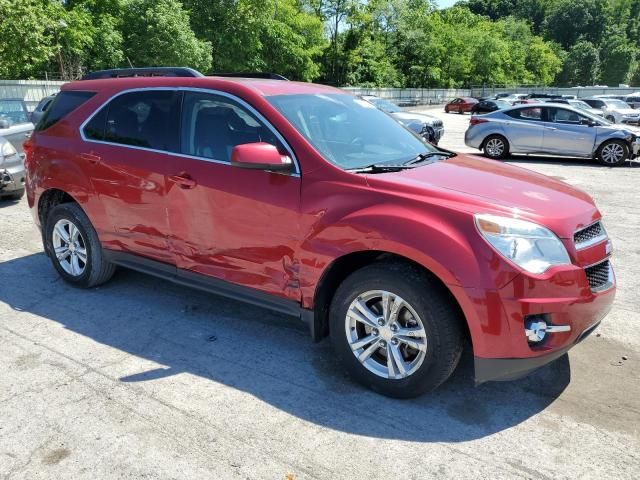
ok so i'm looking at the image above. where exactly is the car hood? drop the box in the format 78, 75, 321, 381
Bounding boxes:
367, 154, 599, 238
390, 111, 440, 125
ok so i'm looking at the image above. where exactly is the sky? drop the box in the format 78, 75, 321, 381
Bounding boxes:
437, 0, 458, 7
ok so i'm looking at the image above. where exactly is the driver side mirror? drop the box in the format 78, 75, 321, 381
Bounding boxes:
0, 119, 9, 129
231, 142, 294, 173
580, 118, 596, 127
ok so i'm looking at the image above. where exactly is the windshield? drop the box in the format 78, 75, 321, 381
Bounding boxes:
0, 100, 29, 126
604, 99, 631, 109
368, 97, 402, 113
267, 94, 439, 170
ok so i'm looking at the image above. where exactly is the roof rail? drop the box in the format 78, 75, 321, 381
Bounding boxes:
82, 67, 203, 80
209, 72, 289, 81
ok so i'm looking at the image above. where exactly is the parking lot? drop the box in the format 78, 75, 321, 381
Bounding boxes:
1, 109, 639, 479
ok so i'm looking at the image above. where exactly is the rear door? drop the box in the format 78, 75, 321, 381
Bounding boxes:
542, 107, 596, 156
503, 107, 545, 152
81, 89, 181, 263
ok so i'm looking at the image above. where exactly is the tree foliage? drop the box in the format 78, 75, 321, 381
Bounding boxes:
0, 0, 638, 86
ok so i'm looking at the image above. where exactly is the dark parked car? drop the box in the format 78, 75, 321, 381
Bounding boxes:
470, 99, 512, 114
25, 67, 615, 398
31, 94, 57, 126
444, 97, 478, 114
361, 95, 444, 144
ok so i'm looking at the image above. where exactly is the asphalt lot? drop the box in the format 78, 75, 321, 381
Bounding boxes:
1, 110, 639, 479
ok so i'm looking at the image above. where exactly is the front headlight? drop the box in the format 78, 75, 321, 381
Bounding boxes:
0, 140, 17, 163
475, 214, 571, 274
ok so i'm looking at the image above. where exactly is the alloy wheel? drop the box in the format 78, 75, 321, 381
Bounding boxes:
52, 219, 88, 276
345, 290, 427, 380
601, 143, 626, 164
485, 138, 505, 157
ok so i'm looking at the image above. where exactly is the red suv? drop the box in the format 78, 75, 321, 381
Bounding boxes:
25, 68, 615, 398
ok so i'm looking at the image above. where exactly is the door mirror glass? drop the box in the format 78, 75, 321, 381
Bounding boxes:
0, 118, 9, 129
580, 118, 596, 126
231, 142, 293, 172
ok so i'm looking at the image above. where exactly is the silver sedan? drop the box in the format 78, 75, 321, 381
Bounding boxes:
464, 103, 640, 166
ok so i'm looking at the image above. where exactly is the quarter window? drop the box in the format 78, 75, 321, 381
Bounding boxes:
180, 91, 281, 162
96, 90, 181, 151
36, 91, 95, 131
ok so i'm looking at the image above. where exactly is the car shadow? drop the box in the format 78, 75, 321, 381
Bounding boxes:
0, 252, 571, 443
0, 198, 23, 208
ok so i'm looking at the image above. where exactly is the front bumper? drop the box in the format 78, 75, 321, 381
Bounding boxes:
0, 166, 25, 194
621, 116, 640, 125
632, 138, 640, 157
474, 319, 601, 383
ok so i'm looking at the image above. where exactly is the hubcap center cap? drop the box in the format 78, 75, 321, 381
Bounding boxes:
379, 326, 393, 342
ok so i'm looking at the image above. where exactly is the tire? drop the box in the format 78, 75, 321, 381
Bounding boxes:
606, 115, 616, 123
44, 202, 116, 288
1, 188, 24, 201
445, 107, 450, 113
597, 139, 629, 166
329, 262, 464, 398
483, 134, 509, 159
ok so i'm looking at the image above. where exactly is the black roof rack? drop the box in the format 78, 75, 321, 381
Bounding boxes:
82, 67, 203, 80
210, 72, 289, 81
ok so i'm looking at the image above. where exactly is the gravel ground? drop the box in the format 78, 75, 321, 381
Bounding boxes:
0, 110, 639, 479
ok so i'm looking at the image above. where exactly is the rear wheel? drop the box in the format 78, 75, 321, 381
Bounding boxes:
329, 262, 464, 398
483, 134, 509, 159
597, 139, 629, 166
44, 203, 116, 288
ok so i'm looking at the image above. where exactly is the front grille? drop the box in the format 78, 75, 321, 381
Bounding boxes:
585, 260, 612, 291
574, 221, 606, 248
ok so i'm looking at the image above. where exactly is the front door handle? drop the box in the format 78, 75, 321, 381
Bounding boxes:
169, 173, 197, 189
79, 152, 101, 164
545, 126, 557, 130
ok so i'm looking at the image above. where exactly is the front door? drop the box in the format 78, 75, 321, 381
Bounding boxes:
82, 89, 181, 263
166, 90, 302, 301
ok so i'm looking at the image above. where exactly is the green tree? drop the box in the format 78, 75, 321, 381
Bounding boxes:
599, 28, 638, 86
122, 0, 212, 72
544, 0, 611, 48
556, 40, 600, 86
0, 0, 55, 78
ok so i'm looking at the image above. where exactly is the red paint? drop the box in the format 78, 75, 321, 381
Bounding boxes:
26, 76, 615, 363
445, 97, 479, 113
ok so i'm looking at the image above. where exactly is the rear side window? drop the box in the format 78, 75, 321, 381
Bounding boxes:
92, 90, 180, 152
506, 107, 542, 121
36, 91, 95, 131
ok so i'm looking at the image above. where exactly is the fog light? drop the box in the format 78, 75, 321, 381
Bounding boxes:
524, 314, 571, 344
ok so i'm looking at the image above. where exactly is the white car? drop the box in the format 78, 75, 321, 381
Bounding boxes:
583, 97, 640, 125
623, 93, 640, 109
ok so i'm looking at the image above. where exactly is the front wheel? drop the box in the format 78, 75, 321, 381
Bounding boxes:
483, 134, 509, 159
329, 263, 464, 398
606, 115, 616, 123
44, 203, 116, 288
597, 140, 629, 166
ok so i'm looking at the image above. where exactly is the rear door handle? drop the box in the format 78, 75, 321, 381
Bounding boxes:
79, 152, 101, 164
169, 173, 197, 189
545, 127, 557, 130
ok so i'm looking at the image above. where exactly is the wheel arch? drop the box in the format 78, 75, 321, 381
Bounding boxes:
309, 250, 472, 349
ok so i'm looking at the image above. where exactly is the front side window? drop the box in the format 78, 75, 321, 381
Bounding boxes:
180, 91, 281, 162
267, 93, 437, 170
548, 107, 583, 124
93, 90, 181, 151
369, 98, 402, 113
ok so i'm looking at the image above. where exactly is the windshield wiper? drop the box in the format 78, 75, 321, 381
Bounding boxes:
405, 151, 456, 165
346, 164, 417, 174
